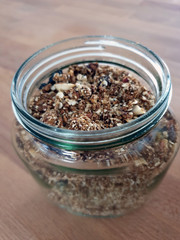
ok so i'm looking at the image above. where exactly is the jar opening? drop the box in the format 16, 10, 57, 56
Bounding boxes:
11, 36, 171, 150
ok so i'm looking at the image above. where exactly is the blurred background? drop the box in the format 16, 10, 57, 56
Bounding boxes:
1, 0, 180, 121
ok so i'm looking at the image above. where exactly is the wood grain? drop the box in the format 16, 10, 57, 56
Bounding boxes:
0, 0, 180, 239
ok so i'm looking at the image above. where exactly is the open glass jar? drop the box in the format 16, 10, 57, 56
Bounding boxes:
11, 36, 179, 217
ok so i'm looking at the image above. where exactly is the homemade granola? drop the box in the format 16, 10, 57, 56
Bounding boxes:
14, 111, 178, 216
28, 63, 155, 130
13, 63, 178, 216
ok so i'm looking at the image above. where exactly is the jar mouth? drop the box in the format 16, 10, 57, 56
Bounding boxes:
11, 35, 171, 150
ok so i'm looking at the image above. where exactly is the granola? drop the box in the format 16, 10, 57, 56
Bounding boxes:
13, 63, 179, 217
14, 111, 178, 216
29, 63, 155, 130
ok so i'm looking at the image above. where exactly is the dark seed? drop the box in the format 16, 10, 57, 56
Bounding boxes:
87, 63, 98, 71
122, 77, 129, 83
114, 182, 123, 187
161, 126, 168, 132
16, 136, 24, 149
87, 63, 98, 77
57, 69, 63, 75
57, 179, 68, 187
39, 83, 47, 90
80, 153, 86, 161
42, 83, 52, 92
98, 75, 110, 88
48, 69, 63, 85
48, 76, 56, 85
169, 125, 177, 142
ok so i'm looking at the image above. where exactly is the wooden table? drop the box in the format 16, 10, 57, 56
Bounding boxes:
1, 0, 180, 239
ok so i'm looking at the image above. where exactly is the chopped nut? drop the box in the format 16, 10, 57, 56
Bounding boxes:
77, 74, 87, 81
77, 74, 83, 81
162, 131, 168, 138
160, 139, 169, 153
133, 105, 146, 115
67, 99, 77, 106
134, 158, 147, 167
122, 83, 129, 89
56, 91, 64, 99
59, 102, 63, 109
132, 99, 138, 105
53, 83, 75, 91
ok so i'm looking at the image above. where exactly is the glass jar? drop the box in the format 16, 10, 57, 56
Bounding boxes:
11, 36, 180, 217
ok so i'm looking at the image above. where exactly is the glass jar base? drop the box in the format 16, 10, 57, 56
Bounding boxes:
54, 202, 146, 218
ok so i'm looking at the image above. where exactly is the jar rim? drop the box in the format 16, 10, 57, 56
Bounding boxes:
11, 35, 172, 150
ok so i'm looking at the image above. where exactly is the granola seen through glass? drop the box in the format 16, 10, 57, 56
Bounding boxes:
14, 63, 178, 216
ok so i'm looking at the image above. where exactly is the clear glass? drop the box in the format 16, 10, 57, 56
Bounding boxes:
11, 36, 180, 216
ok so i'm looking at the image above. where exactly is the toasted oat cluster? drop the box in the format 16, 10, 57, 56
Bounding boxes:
29, 63, 155, 130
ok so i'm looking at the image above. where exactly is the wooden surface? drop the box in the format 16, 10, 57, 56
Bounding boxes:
0, 0, 180, 239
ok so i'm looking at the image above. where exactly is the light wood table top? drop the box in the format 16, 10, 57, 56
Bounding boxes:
1, 0, 180, 239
